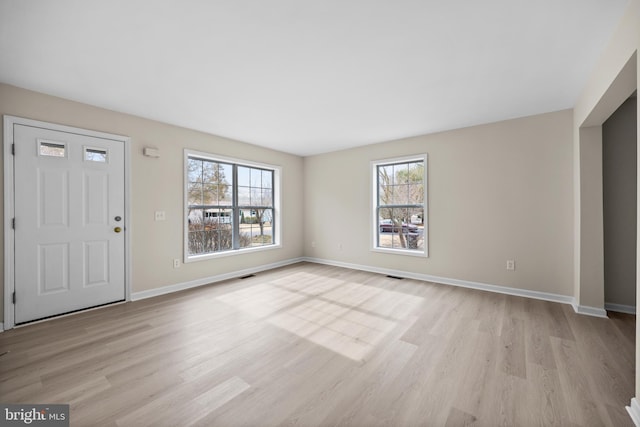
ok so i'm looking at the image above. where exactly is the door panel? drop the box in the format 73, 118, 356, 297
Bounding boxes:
84, 172, 109, 225
14, 124, 125, 324
83, 240, 110, 287
39, 168, 69, 227
38, 243, 70, 294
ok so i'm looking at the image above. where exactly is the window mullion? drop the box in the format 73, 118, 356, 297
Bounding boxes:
376, 206, 381, 247
271, 170, 275, 242
376, 167, 381, 248
232, 164, 239, 250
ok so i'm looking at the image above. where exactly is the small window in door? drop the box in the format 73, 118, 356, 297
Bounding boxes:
38, 140, 66, 158
84, 147, 108, 163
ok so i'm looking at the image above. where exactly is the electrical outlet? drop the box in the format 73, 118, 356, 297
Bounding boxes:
506, 260, 515, 271
155, 211, 166, 221
173, 258, 180, 268
311, 241, 316, 248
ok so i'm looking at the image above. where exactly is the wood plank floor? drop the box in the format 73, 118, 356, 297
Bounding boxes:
0, 262, 635, 426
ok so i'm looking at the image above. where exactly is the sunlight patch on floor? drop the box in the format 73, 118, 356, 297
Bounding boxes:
217, 272, 423, 361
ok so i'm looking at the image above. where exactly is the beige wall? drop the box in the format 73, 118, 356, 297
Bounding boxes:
303, 110, 575, 296
0, 83, 305, 322
572, 0, 639, 400
0, 85, 575, 322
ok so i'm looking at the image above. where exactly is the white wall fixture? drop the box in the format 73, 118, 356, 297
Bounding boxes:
143, 147, 160, 158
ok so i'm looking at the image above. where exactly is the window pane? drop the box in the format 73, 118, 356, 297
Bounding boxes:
378, 208, 422, 249
408, 207, 424, 226
261, 208, 273, 225
85, 147, 107, 162
391, 184, 408, 205
209, 185, 222, 205
237, 166, 250, 186
193, 161, 231, 206
219, 185, 233, 206
261, 189, 273, 206
203, 187, 217, 205
213, 227, 233, 251
250, 188, 260, 206
239, 208, 273, 248
408, 183, 424, 204
202, 161, 216, 184
187, 182, 203, 206
188, 231, 205, 255
39, 141, 66, 157
220, 163, 233, 186
188, 159, 203, 182
238, 186, 250, 206
250, 168, 261, 187
396, 163, 410, 184
379, 165, 394, 186
188, 209, 204, 231
379, 183, 391, 205
239, 209, 256, 248
409, 162, 423, 183
202, 230, 215, 253
262, 170, 273, 189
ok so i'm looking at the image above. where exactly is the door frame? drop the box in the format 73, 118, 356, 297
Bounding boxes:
3, 115, 132, 330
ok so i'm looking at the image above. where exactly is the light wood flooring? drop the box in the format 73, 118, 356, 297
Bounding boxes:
0, 262, 635, 426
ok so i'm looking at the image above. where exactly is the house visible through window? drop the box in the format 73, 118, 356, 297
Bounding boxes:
185, 150, 279, 260
373, 155, 427, 256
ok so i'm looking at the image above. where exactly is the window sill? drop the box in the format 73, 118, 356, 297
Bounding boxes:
371, 247, 427, 258
185, 243, 282, 263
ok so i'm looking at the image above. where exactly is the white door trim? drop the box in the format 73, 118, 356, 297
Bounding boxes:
3, 115, 132, 330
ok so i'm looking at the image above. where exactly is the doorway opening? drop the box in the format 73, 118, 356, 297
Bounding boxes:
603, 93, 637, 315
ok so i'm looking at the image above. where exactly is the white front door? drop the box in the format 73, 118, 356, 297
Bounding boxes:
13, 123, 126, 324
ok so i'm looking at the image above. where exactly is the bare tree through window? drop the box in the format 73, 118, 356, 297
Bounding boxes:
186, 154, 277, 257
376, 158, 425, 251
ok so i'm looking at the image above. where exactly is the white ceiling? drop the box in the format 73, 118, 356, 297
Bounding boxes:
0, 0, 630, 156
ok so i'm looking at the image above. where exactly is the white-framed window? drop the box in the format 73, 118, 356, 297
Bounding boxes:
184, 149, 281, 261
372, 154, 427, 256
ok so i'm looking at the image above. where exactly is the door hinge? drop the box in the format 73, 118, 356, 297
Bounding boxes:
12, 292, 15, 304
11, 218, 15, 229
11, 143, 14, 155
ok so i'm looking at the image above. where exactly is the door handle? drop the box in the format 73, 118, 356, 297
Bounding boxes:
114, 227, 122, 233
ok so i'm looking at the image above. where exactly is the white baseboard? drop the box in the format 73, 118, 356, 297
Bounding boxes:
571, 303, 608, 318
627, 398, 640, 427
131, 257, 304, 301
131, 255, 611, 320
303, 257, 575, 306
605, 303, 636, 314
